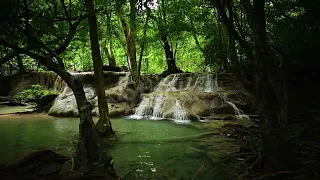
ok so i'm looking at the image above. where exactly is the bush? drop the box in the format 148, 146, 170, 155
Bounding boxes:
14, 84, 55, 102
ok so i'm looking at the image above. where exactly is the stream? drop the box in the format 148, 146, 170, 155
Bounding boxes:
0, 114, 240, 179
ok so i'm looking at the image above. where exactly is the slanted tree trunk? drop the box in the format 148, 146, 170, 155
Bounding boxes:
70, 77, 100, 166
85, 0, 114, 137
25, 52, 101, 167
215, 0, 254, 92
138, 1, 150, 77
252, 0, 288, 172
161, 32, 179, 74
119, 1, 140, 92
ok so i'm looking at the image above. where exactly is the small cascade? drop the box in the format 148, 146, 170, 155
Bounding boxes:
129, 73, 251, 123
214, 73, 220, 91
182, 77, 193, 91
150, 95, 166, 120
204, 74, 214, 92
129, 97, 153, 119
226, 101, 249, 119
155, 74, 178, 92
165, 98, 190, 124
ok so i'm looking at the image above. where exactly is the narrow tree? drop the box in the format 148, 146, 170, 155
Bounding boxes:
158, 0, 180, 75
118, 0, 140, 92
138, 0, 151, 77
251, 0, 288, 171
85, 0, 114, 137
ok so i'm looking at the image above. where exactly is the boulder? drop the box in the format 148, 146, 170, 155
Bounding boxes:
48, 72, 161, 117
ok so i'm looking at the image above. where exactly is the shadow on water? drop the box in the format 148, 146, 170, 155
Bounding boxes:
0, 114, 240, 179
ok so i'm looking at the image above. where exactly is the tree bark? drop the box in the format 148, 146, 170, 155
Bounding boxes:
119, 2, 140, 92
252, 0, 288, 172
161, 32, 179, 74
215, 0, 254, 64
85, 0, 114, 137
109, 39, 116, 67
227, 0, 240, 75
158, 0, 180, 75
138, 2, 150, 77
104, 39, 116, 67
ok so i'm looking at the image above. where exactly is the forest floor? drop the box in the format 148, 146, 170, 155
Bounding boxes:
220, 116, 320, 180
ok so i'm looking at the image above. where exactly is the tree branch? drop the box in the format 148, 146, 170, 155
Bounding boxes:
60, 0, 72, 25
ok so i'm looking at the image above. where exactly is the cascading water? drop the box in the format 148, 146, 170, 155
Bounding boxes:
150, 95, 166, 120
164, 98, 190, 124
129, 98, 153, 119
129, 73, 250, 122
226, 101, 250, 119
204, 74, 214, 92
155, 74, 178, 92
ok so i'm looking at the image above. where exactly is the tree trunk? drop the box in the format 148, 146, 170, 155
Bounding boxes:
215, 0, 254, 64
252, 0, 288, 172
17, 55, 25, 74
85, 0, 114, 137
161, 33, 179, 74
138, 3, 150, 77
109, 39, 116, 67
29, 54, 101, 167
227, 0, 240, 75
119, 2, 140, 92
70, 77, 100, 166
104, 40, 116, 67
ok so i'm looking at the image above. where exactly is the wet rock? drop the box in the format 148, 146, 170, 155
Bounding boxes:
35, 94, 57, 112
48, 72, 161, 117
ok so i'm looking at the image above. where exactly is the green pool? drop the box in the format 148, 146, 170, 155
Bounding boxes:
0, 114, 240, 179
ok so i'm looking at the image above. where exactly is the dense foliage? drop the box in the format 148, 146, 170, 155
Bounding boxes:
14, 84, 55, 102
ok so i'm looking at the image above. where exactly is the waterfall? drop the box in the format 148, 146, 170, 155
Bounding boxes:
128, 97, 153, 119
182, 77, 192, 91
204, 74, 214, 92
226, 101, 249, 119
165, 98, 190, 124
172, 99, 189, 124
155, 74, 178, 92
129, 73, 249, 122
150, 95, 166, 120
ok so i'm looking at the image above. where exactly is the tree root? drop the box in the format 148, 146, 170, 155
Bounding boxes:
192, 164, 205, 180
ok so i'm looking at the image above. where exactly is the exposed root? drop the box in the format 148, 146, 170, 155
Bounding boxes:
192, 164, 205, 180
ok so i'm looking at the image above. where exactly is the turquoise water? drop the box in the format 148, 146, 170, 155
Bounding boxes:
0, 114, 239, 179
